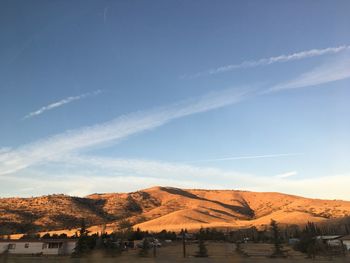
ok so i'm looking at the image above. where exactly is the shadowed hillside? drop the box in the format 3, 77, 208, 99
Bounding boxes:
1, 186, 350, 235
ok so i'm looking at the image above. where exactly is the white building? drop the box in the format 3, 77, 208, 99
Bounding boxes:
316, 235, 350, 251
0, 239, 77, 255
316, 235, 343, 246
338, 235, 350, 250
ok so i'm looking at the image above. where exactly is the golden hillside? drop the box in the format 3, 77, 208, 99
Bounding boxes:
1, 186, 350, 235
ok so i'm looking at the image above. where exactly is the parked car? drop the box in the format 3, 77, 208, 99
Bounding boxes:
150, 239, 162, 247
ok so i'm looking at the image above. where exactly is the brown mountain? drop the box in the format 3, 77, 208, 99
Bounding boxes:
1, 186, 350, 235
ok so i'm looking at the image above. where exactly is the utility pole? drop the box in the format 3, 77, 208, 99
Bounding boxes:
153, 243, 157, 257
182, 230, 186, 258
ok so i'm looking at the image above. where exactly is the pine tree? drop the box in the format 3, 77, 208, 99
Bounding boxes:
270, 219, 285, 258
116, 219, 133, 252
73, 219, 91, 257
195, 228, 208, 257
296, 221, 325, 258
196, 238, 208, 257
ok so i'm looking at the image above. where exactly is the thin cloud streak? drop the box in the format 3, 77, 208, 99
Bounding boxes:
103, 7, 109, 24
55, 155, 246, 181
23, 90, 102, 119
266, 55, 350, 93
184, 153, 303, 164
275, 171, 298, 179
185, 45, 350, 78
0, 88, 250, 175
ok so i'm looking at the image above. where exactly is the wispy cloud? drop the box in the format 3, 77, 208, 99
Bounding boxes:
184, 153, 303, 164
23, 90, 102, 119
55, 155, 245, 182
185, 45, 350, 78
4, 52, 350, 199
265, 54, 350, 93
0, 88, 250, 175
275, 171, 298, 179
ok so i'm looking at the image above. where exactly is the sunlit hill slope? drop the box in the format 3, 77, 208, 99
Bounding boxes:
1, 186, 350, 235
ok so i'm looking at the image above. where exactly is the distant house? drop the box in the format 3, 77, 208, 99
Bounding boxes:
338, 235, 350, 250
0, 239, 77, 255
316, 235, 343, 247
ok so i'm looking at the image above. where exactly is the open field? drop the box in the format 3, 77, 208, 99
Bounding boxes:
1, 242, 350, 263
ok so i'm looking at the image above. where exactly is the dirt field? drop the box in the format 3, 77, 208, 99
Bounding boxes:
1, 242, 349, 263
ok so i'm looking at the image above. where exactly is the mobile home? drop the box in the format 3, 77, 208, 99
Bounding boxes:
0, 239, 77, 255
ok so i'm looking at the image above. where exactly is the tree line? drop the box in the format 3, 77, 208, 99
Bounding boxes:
13, 217, 350, 258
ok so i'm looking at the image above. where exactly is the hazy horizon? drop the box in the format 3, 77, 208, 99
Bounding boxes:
2, 185, 350, 203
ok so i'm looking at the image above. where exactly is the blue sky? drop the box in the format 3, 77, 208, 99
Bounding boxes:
1, 0, 350, 199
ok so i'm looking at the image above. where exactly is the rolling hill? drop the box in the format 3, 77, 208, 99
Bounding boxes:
1, 186, 350, 235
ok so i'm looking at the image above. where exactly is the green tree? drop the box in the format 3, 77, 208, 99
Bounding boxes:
58, 233, 68, 239
72, 219, 91, 257
125, 196, 142, 213
41, 233, 51, 239
295, 222, 324, 259
115, 219, 133, 251
118, 219, 132, 232
270, 220, 285, 257
130, 227, 145, 240
195, 228, 208, 257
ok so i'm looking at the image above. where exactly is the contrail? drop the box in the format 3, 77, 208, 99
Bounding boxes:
185, 45, 350, 78
264, 54, 350, 93
23, 90, 102, 119
1, 88, 250, 175
103, 7, 109, 24
184, 153, 304, 163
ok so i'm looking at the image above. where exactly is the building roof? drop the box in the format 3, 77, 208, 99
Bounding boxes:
0, 239, 77, 243
338, 235, 350, 241
316, 235, 343, 240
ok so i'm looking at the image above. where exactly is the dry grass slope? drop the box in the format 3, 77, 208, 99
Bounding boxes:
1, 186, 350, 235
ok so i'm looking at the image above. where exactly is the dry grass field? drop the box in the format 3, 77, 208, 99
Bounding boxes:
1, 242, 350, 263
